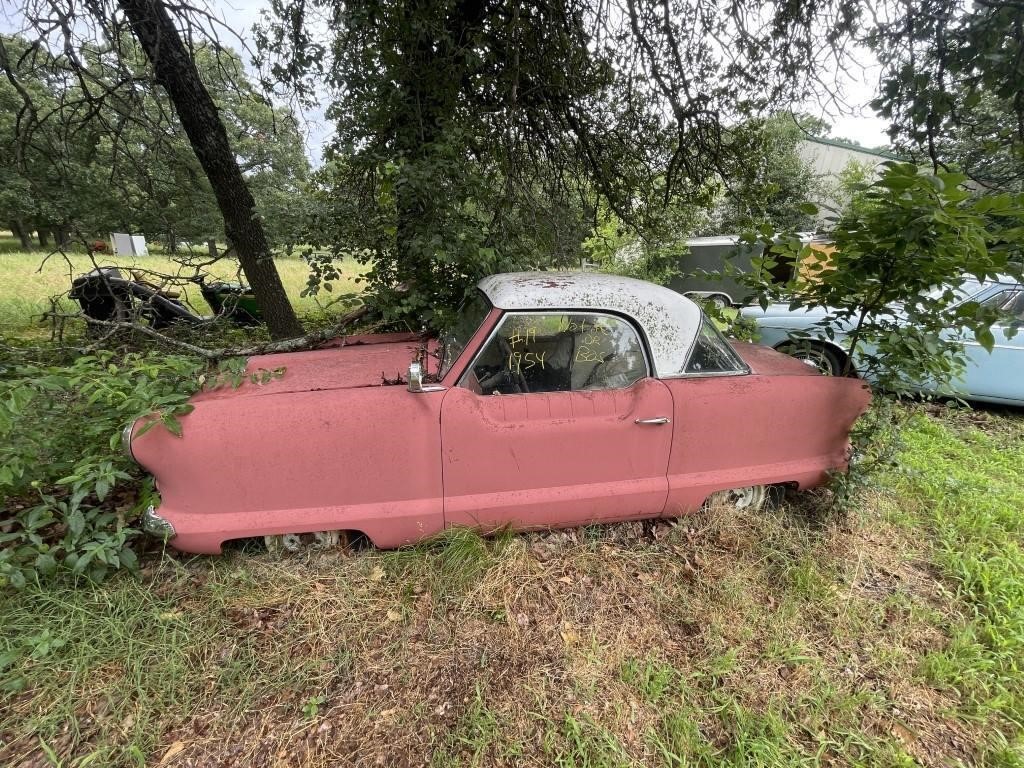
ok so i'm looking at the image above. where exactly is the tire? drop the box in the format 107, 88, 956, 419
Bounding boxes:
703, 485, 769, 512
708, 294, 730, 311
264, 530, 349, 554
781, 343, 844, 376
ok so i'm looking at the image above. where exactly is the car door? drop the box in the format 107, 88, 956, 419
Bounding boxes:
441, 311, 674, 531
955, 287, 1024, 403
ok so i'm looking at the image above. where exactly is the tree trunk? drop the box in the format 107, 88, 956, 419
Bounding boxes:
37, 228, 49, 248
10, 220, 31, 249
117, 0, 303, 339
207, 238, 218, 260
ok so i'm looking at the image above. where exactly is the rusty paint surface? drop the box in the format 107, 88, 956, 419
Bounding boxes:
195, 333, 439, 401
441, 378, 674, 530
131, 383, 446, 553
730, 340, 821, 376
663, 363, 871, 515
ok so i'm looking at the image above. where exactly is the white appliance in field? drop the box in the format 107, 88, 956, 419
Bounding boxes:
109, 233, 149, 256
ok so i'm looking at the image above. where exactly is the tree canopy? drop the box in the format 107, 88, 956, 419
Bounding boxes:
869, 0, 1024, 186
0, 33, 309, 251
4, 0, 1024, 337
255, 0, 859, 323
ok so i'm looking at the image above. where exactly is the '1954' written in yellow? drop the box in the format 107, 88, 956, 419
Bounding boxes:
508, 351, 546, 372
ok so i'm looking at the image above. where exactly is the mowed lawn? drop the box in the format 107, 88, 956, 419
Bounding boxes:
1, 406, 1022, 766
0, 233, 365, 337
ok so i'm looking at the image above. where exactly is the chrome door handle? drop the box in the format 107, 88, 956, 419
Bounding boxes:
635, 417, 671, 425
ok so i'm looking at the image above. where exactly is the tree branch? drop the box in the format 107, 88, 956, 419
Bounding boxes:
50, 304, 371, 360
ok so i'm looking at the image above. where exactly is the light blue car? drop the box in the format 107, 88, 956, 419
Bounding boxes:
740, 277, 1024, 406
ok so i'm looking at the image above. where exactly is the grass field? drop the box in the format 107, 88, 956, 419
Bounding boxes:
1, 405, 1022, 767
0, 232, 365, 338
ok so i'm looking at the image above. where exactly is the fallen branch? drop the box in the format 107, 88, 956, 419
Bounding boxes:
49, 304, 373, 360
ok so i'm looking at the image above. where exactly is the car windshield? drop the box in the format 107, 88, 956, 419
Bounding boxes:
923, 279, 982, 303
438, 291, 491, 379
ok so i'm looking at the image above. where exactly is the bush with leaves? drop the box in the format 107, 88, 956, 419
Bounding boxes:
745, 162, 1023, 395
733, 162, 1023, 509
0, 351, 244, 588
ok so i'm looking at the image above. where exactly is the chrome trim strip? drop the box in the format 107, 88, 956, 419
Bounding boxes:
662, 368, 751, 380
121, 422, 135, 461
961, 341, 1022, 351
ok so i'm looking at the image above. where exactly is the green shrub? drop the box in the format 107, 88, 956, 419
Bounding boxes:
0, 351, 222, 587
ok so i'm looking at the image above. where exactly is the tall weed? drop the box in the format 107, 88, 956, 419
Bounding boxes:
0, 351, 240, 586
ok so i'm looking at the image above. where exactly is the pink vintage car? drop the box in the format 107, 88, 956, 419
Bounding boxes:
127, 272, 870, 554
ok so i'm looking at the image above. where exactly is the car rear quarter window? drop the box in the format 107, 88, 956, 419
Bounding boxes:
981, 288, 1024, 323
463, 312, 648, 395
684, 317, 749, 375
1002, 291, 1024, 322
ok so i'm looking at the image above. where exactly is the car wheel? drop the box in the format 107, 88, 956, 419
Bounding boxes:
264, 531, 347, 554
782, 343, 844, 376
704, 485, 768, 512
264, 533, 303, 554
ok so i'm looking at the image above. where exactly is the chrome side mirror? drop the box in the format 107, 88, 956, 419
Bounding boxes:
407, 361, 445, 393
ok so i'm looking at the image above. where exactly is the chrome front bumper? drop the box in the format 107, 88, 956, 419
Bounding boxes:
141, 505, 176, 540
122, 421, 136, 461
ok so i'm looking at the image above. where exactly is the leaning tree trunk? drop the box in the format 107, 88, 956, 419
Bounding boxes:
118, 0, 303, 339
10, 220, 31, 249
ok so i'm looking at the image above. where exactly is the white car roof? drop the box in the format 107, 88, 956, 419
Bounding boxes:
684, 233, 826, 247
477, 271, 703, 377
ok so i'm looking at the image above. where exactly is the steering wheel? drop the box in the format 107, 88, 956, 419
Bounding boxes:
492, 336, 529, 394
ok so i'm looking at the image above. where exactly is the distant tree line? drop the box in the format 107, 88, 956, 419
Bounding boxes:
0, 33, 309, 255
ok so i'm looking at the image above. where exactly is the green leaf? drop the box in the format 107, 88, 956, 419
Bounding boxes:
161, 414, 183, 438
118, 548, 139, 570
35, 553, 57, 576
67, 509, 86, 539
976, 327, 996, 352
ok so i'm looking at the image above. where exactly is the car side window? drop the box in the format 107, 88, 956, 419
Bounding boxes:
1003, 291, 1024, 322
685, 317, 748, 374
463, 313, 648, 395
980, 289, 1024, 324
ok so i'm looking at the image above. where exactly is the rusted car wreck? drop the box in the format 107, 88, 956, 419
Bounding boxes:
127, 272, 871, 553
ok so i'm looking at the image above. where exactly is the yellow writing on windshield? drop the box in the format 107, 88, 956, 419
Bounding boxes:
508, 351, 546, 372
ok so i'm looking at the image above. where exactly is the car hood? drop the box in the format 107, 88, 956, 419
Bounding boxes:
194, 332, 437, 400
